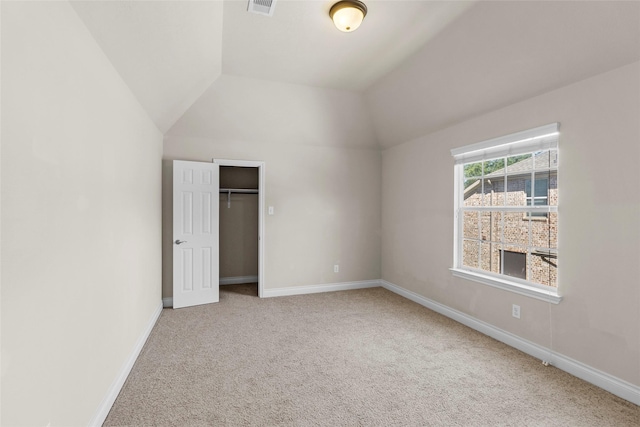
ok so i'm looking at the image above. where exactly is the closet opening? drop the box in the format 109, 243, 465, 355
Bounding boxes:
214, 159, 265, 298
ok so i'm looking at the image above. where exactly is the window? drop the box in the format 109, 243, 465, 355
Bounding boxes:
502, 250, 526, 280
451, 123, 561, 303
526, 178, 548, 217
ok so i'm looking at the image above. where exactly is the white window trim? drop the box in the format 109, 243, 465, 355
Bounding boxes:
451, 123, 559, 162
450, 268, 561, 304
451, 123, 562, 304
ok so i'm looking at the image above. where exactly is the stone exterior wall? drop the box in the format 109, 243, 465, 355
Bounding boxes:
462, 174, 558, 287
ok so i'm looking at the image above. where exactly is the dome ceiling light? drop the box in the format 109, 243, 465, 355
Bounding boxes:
329, 1, 367, 33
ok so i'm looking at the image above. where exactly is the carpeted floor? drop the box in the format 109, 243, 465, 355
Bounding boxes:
104, 284, 639, 426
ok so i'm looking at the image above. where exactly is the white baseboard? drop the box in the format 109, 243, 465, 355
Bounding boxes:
262, 280, 380, 298
379, 280, 640, 406
162, 297, 173, 308
88, 300, 163, 426
220, 275, 258, 285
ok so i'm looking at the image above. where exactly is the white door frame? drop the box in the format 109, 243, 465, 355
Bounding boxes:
213, 159, 266, 298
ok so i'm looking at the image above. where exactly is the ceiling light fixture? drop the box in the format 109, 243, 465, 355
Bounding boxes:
329, 0, 367, 33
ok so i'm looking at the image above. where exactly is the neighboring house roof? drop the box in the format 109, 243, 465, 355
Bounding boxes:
485, 151, 558, 178
464, 151, 558, 197
464, 179, 482, 197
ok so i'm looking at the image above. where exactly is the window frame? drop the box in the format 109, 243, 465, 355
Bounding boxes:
525, 177, 549, 218
450, 124, 562, 304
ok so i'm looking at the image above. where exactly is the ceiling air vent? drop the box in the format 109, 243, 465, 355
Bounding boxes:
248, 0, 277, 17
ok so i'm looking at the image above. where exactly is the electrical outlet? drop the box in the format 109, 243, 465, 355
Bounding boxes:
512, 304, 521, 319
334, 264, 339, 273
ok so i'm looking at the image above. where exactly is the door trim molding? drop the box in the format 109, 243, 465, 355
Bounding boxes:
213, 159, 266, 298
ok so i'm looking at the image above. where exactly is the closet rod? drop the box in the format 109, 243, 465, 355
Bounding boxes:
219, 188, 259, 194
220, 188, 258, 209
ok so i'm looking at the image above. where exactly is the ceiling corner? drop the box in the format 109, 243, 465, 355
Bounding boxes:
70, 0, 224, 135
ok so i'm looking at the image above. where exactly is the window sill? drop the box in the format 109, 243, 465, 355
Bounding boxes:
523, 214, 549, 222
450, 268, 562, 304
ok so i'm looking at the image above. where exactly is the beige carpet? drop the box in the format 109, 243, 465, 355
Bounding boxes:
104, 285, 639, 426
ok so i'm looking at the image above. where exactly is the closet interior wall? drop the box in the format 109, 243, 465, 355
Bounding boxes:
219, 166, 259, 284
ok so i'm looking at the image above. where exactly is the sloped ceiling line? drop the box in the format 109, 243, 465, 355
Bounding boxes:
70, 1, 640, 150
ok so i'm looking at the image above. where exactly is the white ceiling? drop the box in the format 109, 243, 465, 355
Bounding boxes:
70, 0, 475, 133
70, 0, 640, 146
71, 0, 224, 133
366, 0, 640, 147
221, 0, 474, 90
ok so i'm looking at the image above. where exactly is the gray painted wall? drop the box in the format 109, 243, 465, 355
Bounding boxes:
163, 75, 382, 297
1, 2, 163, 425
380, 61, 640, 387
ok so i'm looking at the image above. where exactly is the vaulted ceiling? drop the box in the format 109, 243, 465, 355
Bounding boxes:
71, 0, 225, 133
70, 0, 640, 145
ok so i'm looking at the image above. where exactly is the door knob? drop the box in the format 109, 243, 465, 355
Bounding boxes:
174, 239, 187, 245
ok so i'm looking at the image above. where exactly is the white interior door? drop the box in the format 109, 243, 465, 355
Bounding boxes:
173, 160, 219, 309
